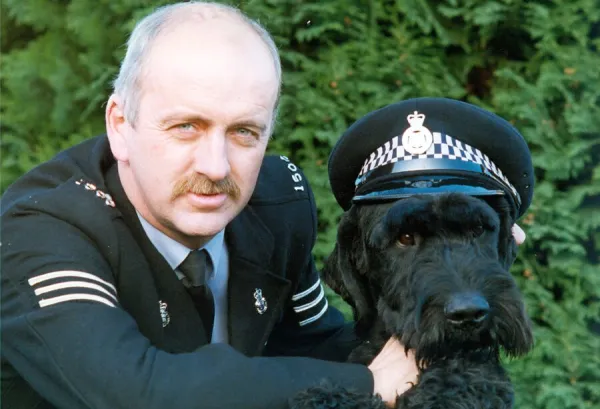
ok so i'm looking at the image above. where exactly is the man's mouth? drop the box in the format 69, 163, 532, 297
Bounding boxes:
185, 191, 228, 208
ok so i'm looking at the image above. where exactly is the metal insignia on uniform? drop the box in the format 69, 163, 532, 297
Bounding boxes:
159, 300, 170, 327
104, 193, 116, 208
402, 111, 434, 155
75, 179, 116, 207
254, 288, 268, 315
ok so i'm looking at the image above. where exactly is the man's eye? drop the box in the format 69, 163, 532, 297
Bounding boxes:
237, 128, 257, 137
176, 123, 195, 131
234, 128, 261, 144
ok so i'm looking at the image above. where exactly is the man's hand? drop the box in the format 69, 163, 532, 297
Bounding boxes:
368, 337, 418, 407
512, 223, 526, 245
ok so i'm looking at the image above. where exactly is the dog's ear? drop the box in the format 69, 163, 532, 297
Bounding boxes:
499, 212, 519, 271
322, 206, 375, 333
485, 196, 518, 269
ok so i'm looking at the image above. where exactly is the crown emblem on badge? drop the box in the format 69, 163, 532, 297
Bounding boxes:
402, 111, 434, 155
407, 111, 426, 127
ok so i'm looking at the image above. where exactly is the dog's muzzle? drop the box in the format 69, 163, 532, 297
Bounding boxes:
444, 292, 490, 327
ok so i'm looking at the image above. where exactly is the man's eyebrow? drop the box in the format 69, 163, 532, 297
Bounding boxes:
158, 114, 212, 128
158, 114, 268, 132
231, 120, 268, 133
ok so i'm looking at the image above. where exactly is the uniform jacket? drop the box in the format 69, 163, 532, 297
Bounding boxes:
1, 135, 372, 409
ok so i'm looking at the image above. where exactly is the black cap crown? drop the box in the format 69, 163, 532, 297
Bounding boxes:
328, 98, 534, 219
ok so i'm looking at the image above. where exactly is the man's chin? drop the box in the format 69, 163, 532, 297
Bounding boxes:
174, 209, 236, 239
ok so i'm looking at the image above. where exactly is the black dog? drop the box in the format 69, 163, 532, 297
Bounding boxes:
290, 193, 534, 409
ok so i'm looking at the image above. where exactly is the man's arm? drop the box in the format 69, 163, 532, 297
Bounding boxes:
260, 155, 361, 363
1, 210, 373, 409
263, 257, 360, 363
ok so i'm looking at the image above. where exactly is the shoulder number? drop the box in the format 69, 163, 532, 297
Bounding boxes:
279, 156, 305, 192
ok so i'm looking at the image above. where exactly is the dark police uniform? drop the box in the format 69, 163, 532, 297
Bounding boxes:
1, 135, 372, 409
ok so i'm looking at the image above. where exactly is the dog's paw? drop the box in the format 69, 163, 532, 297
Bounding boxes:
289, 380, 387, 409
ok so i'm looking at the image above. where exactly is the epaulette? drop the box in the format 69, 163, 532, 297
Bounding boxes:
2, 172, 120, 237
249, 154, 311, 206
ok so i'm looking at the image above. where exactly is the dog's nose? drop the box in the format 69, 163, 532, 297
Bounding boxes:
444, 293, 490, 326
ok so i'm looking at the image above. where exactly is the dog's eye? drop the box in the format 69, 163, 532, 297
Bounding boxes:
472, 225, 485, 237
397, 233, 416, 247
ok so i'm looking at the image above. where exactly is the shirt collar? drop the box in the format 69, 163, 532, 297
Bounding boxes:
136, 212, 225, 274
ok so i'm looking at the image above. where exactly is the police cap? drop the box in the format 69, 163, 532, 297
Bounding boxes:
328, 97, 534, 219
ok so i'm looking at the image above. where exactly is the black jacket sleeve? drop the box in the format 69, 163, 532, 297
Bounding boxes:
262, 156, 362, 363
1, 209, 373, 409
263, 256, 361, 363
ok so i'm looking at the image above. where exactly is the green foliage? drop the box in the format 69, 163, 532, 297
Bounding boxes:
2, 0, 598, 407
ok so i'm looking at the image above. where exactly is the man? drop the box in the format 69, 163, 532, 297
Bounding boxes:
1, 2, 419, 409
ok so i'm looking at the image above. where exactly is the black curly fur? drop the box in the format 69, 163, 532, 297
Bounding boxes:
289, 193, 534, 409
291, 380, 388, 409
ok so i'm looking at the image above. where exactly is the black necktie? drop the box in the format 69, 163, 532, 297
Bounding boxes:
178, 249, 215, 341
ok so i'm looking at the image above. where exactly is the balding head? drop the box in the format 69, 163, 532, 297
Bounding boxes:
112, 1, 281, 126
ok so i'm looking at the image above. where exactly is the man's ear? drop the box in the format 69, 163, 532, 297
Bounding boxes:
105, 94, 130, 163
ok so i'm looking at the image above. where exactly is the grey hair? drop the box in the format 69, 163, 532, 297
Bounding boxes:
112, 1, 282, 128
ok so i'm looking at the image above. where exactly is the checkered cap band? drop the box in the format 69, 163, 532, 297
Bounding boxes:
355, 132, 520, 204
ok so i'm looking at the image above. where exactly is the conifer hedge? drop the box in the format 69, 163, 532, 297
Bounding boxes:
2, 1, 599, 407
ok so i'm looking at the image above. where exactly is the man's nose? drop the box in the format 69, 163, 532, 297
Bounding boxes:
194, 131, 231, 180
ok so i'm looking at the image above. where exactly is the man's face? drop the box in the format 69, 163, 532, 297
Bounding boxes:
112, 19, 279, 248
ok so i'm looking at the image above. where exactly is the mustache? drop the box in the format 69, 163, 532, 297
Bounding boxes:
172, 174, 241, 201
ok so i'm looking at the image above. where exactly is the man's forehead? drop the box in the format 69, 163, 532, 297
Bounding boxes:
142, 22, 277, 92
134, 22, 279, 123
147, 17, 275, 71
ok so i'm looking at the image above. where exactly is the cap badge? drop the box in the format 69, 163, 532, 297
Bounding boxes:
254, 288, 268, 315
402, 111, 433, 155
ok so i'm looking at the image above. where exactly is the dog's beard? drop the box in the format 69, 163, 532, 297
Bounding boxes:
378, 263, 533, 368
488, 283, 534, 358
171, 174, 241, 201
378, 296, 497, 369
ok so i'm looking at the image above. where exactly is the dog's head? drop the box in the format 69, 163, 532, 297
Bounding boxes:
324, 192, 533, 366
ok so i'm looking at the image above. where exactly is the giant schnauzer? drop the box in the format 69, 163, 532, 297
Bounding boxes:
290, 192, 534, 409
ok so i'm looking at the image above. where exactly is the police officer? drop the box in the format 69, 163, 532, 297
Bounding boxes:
0, 2, 420, 409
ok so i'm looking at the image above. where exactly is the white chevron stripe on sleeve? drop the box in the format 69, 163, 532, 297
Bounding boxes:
293, 285, 325, 312
28, 270, 117, 294
34, 281, 118, 301
292, 278, 321, 301
38, 293, 116, 308
298, 299, 329, 326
